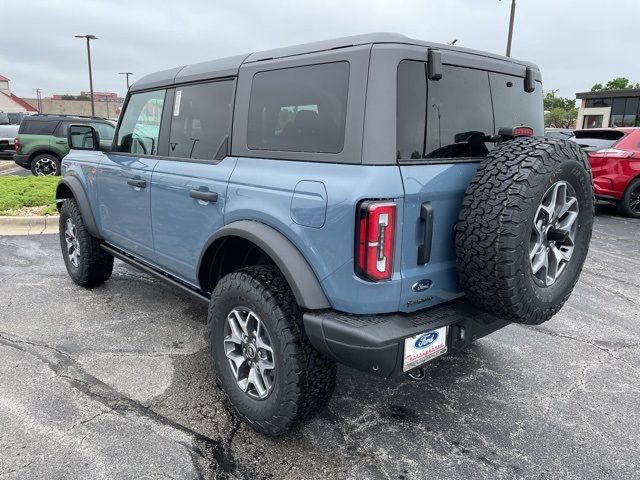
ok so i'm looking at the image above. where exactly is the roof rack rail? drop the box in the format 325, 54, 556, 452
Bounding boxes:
31, 113, 107, 120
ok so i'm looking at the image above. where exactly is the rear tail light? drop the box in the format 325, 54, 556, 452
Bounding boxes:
589, 148, 633, 159
356, 201, 396, 282
14, 138, 19, 151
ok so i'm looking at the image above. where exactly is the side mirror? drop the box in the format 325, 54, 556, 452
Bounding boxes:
67, 124, 100, 150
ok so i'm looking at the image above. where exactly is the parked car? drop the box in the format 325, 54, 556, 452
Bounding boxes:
0, 124, 19, 159
571, 128, 640, 217
545, 128, 574, 140
55, 33, 593, 436
13, 114, 115, 176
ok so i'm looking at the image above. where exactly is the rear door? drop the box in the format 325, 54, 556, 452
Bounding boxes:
396, 61, 496, 311
97, 89, 166, 262
150, 79, 237, 284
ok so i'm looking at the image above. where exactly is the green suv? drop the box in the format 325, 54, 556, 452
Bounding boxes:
14, 115, 115, 176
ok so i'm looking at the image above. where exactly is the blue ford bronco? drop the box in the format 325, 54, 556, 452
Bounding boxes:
56, 33, 593, 436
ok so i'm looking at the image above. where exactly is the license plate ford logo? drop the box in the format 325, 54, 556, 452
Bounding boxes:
415, 331, 438, 349
403, 326, 448, 372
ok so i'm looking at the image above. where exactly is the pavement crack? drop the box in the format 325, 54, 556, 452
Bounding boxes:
0, 331, 241, 480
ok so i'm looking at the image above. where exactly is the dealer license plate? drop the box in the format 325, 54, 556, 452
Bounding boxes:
403, 326, 448, 372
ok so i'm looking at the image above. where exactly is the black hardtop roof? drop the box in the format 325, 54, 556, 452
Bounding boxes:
130, 32, 539, 92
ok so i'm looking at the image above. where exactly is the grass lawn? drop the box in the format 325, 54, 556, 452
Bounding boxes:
0, 176, 58, 216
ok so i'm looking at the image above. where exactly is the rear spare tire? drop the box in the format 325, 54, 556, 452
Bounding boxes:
456, 137, 594, 325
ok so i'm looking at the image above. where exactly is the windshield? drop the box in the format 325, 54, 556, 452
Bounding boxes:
0, 112, 9, 125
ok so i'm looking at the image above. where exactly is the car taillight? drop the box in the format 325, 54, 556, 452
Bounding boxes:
14, 138, 19, 151
589, 148, 633, 159
356, 201, 396, 282
512, 126, 533, 137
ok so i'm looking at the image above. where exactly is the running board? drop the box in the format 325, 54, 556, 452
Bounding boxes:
101, 244, 210, 305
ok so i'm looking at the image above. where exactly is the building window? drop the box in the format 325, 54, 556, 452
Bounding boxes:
583, 115, 603, 129
585, 98, 611, 108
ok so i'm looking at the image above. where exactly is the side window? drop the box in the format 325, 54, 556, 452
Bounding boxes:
425, 66, 493, 159
247, 62, 349, 154
91, 122, 115, 142
20, 120, 59, 135
116, 90, 165, 155
169, 80, 234, 160
397, 60, 426, 160
489, 72, 543, 134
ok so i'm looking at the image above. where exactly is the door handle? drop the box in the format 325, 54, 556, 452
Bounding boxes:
54, 140, 67, 144
417, 202, 434, 265
127, 178, 147, 189
189, 189, 218, 203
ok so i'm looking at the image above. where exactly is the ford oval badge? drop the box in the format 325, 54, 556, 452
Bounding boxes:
412, 279, 433, 292
415, 331, 438, 349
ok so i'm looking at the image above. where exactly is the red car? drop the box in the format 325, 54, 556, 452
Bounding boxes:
572, 128, 640, 218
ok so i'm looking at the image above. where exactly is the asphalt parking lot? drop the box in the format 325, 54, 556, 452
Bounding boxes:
0, 206, 638, 480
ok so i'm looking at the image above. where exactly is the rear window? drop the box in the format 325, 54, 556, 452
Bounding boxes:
397, 62, 494, 160
19, 119, 59, 135
247, 62, 349, 154
571, 130, 626, 151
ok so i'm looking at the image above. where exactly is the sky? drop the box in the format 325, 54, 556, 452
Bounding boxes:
2, 0, 639, 101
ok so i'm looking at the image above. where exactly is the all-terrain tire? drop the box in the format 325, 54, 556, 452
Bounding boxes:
208, 265, 337, 436
456, 137, 594, 325
59, 199, 113, 287
616, 178, 640, 218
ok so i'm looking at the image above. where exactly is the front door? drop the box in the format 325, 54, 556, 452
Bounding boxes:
97, 89, 166, 262
150, 80, 236, 284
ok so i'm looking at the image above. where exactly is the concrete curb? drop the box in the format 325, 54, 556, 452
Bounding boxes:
0, 215, 59, 235
0, 160, 18, 172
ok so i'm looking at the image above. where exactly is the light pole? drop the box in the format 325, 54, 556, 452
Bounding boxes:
500, 0, 517, 57
33, 88, 42, 113
75, 34, 98, 116
119, 72, 133, 91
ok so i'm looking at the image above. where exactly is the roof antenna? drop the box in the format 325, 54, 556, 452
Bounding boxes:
447, 39, 458, 45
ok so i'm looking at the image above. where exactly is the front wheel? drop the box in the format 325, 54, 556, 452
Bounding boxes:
208, 266, 336, 436
616, 178, 640, 218
59, 199, 114, 287
31, 153, 61, 176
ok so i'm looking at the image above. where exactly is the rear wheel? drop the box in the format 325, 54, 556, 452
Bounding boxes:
456, 137, 594, 325
59, 199, 113, 287
208, 265, 336, 436
31, 153, 61, 176
616, 178, 640, 218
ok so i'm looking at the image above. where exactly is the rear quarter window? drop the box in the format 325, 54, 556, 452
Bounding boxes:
247, 62, 349, 154
19, 120, 59, 135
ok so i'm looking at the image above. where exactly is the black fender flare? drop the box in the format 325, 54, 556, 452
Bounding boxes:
198, 220, 331, 310
55, 176, 101, 239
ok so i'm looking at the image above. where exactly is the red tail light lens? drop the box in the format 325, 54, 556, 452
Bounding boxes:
590, 148, 632, 159
512, 126, 533, 137
14, 138, 20, 151
356, 201, 396, 282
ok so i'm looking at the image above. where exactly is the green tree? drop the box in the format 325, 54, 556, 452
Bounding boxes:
61, 94, 76, 100
591, 77, 640, 91
543, 91, 577, 128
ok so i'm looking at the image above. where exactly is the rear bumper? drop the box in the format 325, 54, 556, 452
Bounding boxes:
303, 299, 508, 377
12, 154, 30, 168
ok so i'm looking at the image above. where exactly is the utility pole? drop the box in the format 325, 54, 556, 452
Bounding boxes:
33, 88, 42, 113
504, 0, 516, 57
119, 72, 133, 91
75, 34, 98, 115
